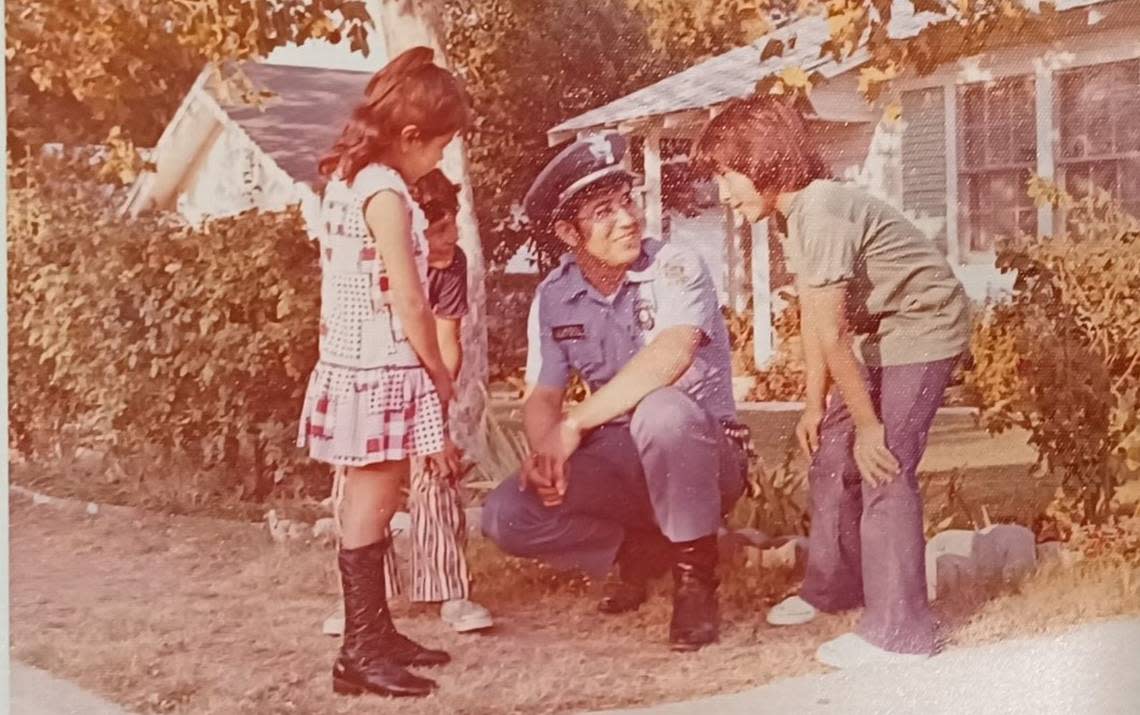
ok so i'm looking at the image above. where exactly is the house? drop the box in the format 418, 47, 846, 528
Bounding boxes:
123, 0, 389, 224
546, 0, 1140, 367
122, 62, 379, 228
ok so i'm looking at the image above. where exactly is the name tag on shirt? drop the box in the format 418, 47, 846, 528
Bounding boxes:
552, 324, 587, 341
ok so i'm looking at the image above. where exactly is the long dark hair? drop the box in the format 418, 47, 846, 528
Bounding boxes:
691, 95, 829, 194
319, 47, 470, 184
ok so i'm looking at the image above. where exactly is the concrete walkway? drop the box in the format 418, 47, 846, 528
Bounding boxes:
10, 662, 132, 715
10, 620, 1139, 714
600, 619, 1140, 715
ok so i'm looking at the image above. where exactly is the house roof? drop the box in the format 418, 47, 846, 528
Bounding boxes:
547, 0, 1119, 142
548, 15, 862, 141
211, 62, 374, 186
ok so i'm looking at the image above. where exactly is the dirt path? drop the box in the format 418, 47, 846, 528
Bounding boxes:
10, 494, 1140, 714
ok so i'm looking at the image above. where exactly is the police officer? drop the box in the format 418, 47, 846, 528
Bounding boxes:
480, 134, 748, 651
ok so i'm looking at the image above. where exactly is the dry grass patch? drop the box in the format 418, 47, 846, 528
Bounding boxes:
10, 495, 1139, 715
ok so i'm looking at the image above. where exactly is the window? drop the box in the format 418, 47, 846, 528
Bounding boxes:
1056, 59, 1140, 219
957, 77, 1038, 256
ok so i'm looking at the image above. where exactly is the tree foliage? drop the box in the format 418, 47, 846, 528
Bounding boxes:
5, 0, 374, 154
440, 0, 708, 269
628, 0, 793, 59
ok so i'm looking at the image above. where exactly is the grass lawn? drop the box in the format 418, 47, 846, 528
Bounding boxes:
10, 493, 1140, 715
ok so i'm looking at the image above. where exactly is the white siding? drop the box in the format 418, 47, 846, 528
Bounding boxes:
178, 125, 305, 226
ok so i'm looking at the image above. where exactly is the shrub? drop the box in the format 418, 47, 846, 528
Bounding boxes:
485, 270, 537, 384
8, 158, 323, 500
723, 290, 807, 403
729, 448, 809, 536
966, 180, 1140, 523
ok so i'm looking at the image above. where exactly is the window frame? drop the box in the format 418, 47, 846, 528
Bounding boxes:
954, 75, 1039, 263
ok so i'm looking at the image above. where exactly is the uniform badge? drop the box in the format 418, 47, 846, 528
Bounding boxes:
552, 324, 586, 341
634, 300, 656, 332
584, 135, 616, 165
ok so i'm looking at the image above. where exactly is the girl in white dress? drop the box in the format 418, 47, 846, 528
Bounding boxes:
297, 46, 468, 699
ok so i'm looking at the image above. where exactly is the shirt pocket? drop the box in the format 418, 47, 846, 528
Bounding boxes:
565, 341, 606, 384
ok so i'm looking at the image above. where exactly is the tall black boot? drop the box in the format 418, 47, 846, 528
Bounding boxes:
598, 528, 671, 614
332, 541, 436, 698
372, 580, 451, 668
668, 535, 720, 652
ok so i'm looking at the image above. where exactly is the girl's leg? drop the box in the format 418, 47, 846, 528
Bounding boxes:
341, 461, 407, 549
856, 357, 958, 655
332, 459, 449, 699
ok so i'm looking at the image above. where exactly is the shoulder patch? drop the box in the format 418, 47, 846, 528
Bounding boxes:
655, 244, 703, 287
662, 261, 689, 285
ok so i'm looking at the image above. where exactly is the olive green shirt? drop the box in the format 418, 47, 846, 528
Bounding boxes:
783, 180, 971, 366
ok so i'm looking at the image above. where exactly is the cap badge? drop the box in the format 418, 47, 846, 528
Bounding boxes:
584, 135, 616, 165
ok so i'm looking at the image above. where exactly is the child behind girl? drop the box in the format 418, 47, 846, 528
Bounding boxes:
297, 46, 469, 699
404, 169, 494, 632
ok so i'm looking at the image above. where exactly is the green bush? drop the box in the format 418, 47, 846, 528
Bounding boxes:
967, 179, 1140, 523
8, 158, 323, 501
723, 291, 807, 403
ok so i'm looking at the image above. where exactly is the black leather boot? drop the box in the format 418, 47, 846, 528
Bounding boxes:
373, 602, 451, 667
332, 541, 437, 698
598, 528, 671, 614
668, 535, 720, 652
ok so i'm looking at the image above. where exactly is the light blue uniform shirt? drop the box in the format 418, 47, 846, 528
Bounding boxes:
525, 239, 737, 423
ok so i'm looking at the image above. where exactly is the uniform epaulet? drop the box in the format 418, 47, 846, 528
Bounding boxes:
539, 258, 575, 289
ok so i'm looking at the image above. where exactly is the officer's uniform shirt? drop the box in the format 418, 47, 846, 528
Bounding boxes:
525, 239, 736, 423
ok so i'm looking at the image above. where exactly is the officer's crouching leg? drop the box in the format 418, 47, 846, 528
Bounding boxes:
629, 387, 726, 543
480, 472, 623, 578
630, 387, 726, 651
480, 474, 536, 558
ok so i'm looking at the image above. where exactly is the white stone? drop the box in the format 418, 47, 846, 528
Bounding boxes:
86, 503, 99, 516
286, 521, 309, 541
312, 517, 338, 541
761, 537, 808, 570
32, 493, 51, 506
925, 524, 1037, 601
733, 528, 773, 547
265, 509, 290, 544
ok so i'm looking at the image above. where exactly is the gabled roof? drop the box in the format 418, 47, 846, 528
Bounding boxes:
548, 15, 861, 141
211, 62, 373, 186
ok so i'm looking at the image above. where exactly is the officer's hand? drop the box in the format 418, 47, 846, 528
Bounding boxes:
526, 420, 583, 507
520, 454, 561, 506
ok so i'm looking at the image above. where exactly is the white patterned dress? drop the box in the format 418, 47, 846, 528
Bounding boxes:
297, 164, 446, 466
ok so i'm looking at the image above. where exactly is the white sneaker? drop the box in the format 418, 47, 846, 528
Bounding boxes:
767, 596, 818, 626
815, 633, 929, 669
322, 607, 345, 637
440, 599, 494, 633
